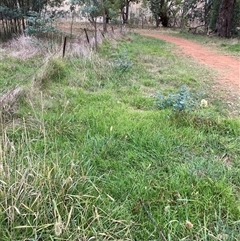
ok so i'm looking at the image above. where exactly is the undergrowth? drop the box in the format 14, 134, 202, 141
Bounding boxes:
0, 32, 239, 241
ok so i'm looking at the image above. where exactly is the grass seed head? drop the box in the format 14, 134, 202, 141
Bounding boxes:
54, 220, 63, 236
185, 220, 194, 229
200, 99, 208, 108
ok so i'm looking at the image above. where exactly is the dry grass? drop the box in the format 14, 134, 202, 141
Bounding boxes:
0, 46, 6, 60
0, 87, 25, 125
1, 24, 126, 61
3, 35, 42, 59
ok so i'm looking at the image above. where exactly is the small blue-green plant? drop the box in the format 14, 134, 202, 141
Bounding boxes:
156, 86, 197, 112
112, 51, 133, 73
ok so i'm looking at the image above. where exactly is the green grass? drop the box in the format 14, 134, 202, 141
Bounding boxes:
0, 56, 44, 92
0, 33, 239, 240
226, 42, 240, 52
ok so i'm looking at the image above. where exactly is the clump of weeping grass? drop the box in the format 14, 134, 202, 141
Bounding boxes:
0, 104, 133, 241
32, 55, 68, 90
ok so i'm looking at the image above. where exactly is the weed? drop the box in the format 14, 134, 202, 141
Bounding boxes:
156, 85, 199, 112
112, 51, 133, 73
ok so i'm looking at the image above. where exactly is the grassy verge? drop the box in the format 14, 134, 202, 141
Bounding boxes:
0, 33, 239, 240
0, 56, 43, 92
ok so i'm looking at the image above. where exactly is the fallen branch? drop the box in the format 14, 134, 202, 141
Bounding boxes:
188, 24, 206, 34
139, 199, 167, 241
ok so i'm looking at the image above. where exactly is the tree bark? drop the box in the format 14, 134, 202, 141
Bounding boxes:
216, 0, 236, 37
125, 0, 129, 24
101, 0, 107, 32
160, 13, 169, 27
155, 16, 160, 27
160, 0, 168, 27
102, 10, 107, 32
121, 0, 130, 24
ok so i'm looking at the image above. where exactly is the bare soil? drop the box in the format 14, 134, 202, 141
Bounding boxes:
137, 30, 240, 116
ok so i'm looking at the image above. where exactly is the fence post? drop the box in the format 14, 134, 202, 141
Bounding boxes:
99, 29, 105, 38
62, 36, 67, 58
84, 28, 90, 44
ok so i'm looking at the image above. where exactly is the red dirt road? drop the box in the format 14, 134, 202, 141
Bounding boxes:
140, 31, 240, 91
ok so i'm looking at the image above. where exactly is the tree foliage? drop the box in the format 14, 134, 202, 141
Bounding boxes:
70, 0, 140, 25
147, 0, 213, 28
1, 0, 239, 39
0, 0, 65, 38
118, 0, 140, 24
146, 0, 239, 36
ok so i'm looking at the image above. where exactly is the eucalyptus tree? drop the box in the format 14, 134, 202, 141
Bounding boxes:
207, 0, 239, 37
70, 0, 116, 50
0, 0, 26, 37
148, 0, 183, 27
117, 0, 140, 24
180, 0, 239, 36
147, 0, 214, 29
215, 0, 237, 37
70, 0, 118, 31
181, 0, 213, 30
0, 0, 65, 38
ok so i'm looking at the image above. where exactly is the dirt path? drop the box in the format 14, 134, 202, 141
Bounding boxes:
139, 31, 240, 90
137, 30, 239, 116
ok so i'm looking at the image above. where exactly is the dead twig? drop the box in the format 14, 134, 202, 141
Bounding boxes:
139, 199, 167, 241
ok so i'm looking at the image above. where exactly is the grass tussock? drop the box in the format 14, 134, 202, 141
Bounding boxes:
0, 31, 239, 241
33, 57, 68, 89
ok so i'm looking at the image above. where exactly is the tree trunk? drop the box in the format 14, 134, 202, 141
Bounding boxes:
160, 13, 169, 27
121, 0, 130, 24
216, 0, 236, 37
94, 19, 98, 51
101, 0, 107, 32
125, 0, 129, 24
155, 15, 160, 27
102, 10, 107, 32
